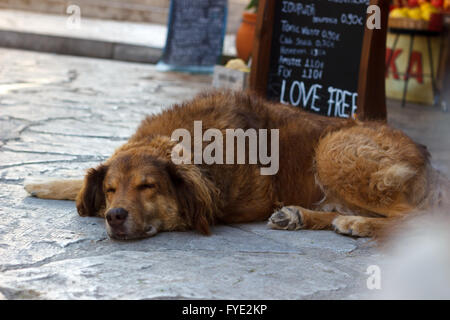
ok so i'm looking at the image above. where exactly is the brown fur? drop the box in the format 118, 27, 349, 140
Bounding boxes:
24, 90, 450, 240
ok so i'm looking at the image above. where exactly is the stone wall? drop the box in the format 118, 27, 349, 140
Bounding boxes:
0, 0, 248, 33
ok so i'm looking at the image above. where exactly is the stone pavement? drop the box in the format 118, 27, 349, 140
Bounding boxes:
0, 48, 448, 300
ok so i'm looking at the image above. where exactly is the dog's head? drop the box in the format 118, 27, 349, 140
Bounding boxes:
76, 145, 219, 240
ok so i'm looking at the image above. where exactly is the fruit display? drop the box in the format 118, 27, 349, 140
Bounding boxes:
445, 0, 450, 11
389, 0, 444, 31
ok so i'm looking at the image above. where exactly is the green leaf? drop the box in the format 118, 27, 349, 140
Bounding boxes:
245, 0, 259, 12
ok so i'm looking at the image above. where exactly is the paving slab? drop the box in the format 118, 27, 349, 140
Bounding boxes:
0, 48, 448, 300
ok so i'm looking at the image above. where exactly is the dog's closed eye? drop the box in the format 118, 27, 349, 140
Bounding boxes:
138, 183, 155, 190
106, 188, 116, 193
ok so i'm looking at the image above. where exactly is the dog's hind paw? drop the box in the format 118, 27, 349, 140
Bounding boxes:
332, 216, 372, 237
268, 206, 303, 231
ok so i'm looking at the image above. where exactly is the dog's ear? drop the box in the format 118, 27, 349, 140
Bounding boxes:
76, 164, 108, 217
166, 162, 219, 235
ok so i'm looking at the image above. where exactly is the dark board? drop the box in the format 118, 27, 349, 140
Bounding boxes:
266, 0, 369, 118
158, 0, 228, 73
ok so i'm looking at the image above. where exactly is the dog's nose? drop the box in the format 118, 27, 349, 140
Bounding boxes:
106, 208, 128, 227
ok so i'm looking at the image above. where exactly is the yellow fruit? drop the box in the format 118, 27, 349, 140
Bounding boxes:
420, 2, 433, 10
421, 4, 440, 20
422, 10, 432, 20
407, 7, 423, 19
390, 8, 408, 18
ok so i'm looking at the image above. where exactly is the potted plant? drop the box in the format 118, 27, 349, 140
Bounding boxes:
235, 0, 259, 62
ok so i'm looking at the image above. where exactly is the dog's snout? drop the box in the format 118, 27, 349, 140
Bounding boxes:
106, 208, 128, 227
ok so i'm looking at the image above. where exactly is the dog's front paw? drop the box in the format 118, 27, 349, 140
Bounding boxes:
332, 216, 372, 237
24, 182, 47, 198
268, 206, 303, 231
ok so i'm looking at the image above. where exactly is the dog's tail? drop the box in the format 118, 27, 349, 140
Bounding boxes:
372, 167, 450, 243
24, 179, 83, 201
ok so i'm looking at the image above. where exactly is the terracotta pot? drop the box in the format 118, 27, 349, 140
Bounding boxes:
235, 12, 257, 62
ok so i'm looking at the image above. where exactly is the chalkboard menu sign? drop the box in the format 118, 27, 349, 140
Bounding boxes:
157, 0, 228, 73
267, 0, 369, 118
249, 0, 388, 120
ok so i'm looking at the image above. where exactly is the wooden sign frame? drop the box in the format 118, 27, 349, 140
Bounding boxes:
249, 0, 389, 120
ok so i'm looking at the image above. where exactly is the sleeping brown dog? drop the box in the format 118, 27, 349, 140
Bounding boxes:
24, 91, 449, 240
